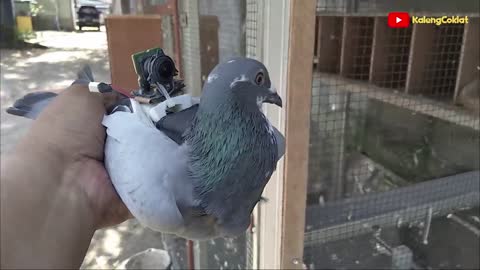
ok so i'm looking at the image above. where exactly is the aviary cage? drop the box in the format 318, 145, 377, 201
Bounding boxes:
304, 1, 480, 269
127, 1, 479, 269
179, 1, 479, 269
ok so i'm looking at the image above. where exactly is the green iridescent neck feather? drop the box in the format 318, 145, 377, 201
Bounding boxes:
184, 99, 278, 218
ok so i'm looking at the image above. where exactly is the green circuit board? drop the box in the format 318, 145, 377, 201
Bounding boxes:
131, 47, 164, 86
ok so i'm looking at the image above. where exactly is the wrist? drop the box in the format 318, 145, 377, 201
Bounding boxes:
7, 145, 99, 231
62, 158, 102, 229
1, 152, 97, 268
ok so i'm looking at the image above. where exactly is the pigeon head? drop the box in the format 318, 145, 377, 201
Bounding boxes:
202, 57, 282, 110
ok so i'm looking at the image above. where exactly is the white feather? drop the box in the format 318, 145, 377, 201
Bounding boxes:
102, 95, 201, 234
103, 110, 193, 233
230, 74, 249, 89
207, 73, 219, 83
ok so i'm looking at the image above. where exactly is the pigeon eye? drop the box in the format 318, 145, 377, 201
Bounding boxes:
255, 72, 264, 86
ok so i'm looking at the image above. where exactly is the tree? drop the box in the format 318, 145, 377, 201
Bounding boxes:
0, 0, 16, 47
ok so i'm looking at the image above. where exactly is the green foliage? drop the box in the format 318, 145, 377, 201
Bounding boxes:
14, 0, 41, 16
30, 2, 43, 17
16, 28, 36, 41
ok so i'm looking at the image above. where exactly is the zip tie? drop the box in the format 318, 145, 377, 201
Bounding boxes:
156, 82, 175, 108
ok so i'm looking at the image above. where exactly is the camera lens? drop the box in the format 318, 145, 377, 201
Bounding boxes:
158, 60, 174, 78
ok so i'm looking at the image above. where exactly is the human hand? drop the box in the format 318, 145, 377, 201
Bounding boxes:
14, 84, 131, 229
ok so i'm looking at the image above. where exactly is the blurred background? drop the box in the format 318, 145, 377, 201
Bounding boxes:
1, 0, 479, 269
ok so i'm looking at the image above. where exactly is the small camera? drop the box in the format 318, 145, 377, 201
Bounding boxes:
132, 48, 184, 103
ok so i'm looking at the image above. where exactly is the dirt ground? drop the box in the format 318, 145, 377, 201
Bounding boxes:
1, 29, 165, 269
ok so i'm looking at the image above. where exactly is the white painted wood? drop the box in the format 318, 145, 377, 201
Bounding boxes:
257, 0, 290, 269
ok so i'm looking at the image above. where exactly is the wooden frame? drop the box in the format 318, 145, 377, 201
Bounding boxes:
369, 16, 413, 90
281, 0, 316, 269
312, 14, 478, 127
369, 17, 389, 84
340, 17, 375, 81
339, 16, 354, 77
260, 10, 477, 269
405, 23, 436, 94
105, 15, 164, 90
178, 0, 202, 97
315, 16, 343, 73
259, 0, 317, 268
146, 0, 183, 77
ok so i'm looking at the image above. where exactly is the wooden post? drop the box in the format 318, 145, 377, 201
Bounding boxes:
316, 16, 344, 73
370, 17, 412, 90
340, 17, 354, 77
153, 0, 183, 78
340, 17, 374, 80
405, 24, 435, 94
369, 17, 389, 85
105, 15, 164, 90
280, 0, 316, 269
198, 16, 220, 86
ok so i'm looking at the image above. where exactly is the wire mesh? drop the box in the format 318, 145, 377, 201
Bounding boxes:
244, 1, 260, 267
315, 0, 381, 15
342, 17, 374, 81
161, 234, 189, 270
314, 16, 343, 73
371, 19, 412, 89
316, 0, 480, 16
246, 0, 258, 59
194, 237, 248, 270
306, 1, 480, 268
417, 25, 464, 101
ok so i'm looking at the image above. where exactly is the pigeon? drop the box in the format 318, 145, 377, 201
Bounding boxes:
6, 57, 285, 240
457, 77, 479, 115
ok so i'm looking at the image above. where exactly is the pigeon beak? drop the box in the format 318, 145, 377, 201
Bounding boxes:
264, 87, 283, 107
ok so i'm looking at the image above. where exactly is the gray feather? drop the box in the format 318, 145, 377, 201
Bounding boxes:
185, 75, 282, 236
72, 64, 94, 85
273, 126, 285, 159
6, 64, 96, 119
6, 92, 57, 119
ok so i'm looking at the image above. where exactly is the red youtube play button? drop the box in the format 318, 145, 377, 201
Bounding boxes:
388, 12, 410, 28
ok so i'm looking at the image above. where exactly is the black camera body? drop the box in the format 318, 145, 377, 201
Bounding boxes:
132, 48, 185, 103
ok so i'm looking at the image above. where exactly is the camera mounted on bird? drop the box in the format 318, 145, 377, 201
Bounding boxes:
131, 47, 185, 105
